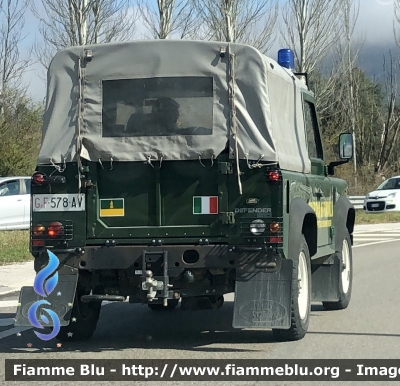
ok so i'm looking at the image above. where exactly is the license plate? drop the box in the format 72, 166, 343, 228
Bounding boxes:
33, 194, 85, 212
371, 203, 380, 208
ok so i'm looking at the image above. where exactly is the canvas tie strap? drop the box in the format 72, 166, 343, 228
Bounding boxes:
144, 155, 155, 168
198, 154, 206, 168
49, 157, 66, 173
229, 51, 242, 195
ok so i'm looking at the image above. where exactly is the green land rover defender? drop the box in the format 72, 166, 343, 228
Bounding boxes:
16, 40, 355, 342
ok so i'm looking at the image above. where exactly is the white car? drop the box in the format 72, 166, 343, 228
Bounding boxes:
0, 176, 31, 230
364, 175, 400, 213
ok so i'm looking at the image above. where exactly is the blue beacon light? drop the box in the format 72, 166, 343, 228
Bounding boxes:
278, 49, 295, 71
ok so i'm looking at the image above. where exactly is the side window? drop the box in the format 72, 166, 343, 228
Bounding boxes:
303, 101, 323, 159
0, 180, 21, 196
24, 179, 31, 194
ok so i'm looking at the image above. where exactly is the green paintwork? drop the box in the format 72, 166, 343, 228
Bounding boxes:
85, 157, 230, 240
30, 90, 352, 264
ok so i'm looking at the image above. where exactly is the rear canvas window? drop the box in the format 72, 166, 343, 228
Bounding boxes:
102, 77, 213, 137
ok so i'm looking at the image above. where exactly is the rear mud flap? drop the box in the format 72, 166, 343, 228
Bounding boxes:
14, 274, 78, 327
311, 255, 340, 302
233, 258, 293, 329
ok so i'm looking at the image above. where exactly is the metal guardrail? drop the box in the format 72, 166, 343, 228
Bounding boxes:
349, 196, 365, 210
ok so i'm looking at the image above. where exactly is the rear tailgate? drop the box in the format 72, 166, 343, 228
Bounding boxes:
86, 158, 230, 242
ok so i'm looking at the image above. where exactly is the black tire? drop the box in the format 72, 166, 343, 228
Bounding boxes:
148, 299, 179, 311
56, 294, 101, 342
322, 230, 353, 310
272, 235, 311, 342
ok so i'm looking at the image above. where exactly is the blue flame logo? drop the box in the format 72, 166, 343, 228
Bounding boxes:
27, 250, 61, 340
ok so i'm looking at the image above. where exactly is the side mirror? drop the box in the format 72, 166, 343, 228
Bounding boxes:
339, 133, 353, 160
327, 133, 354, 176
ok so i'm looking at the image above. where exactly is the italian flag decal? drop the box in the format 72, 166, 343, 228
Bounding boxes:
193, 196, 218, 214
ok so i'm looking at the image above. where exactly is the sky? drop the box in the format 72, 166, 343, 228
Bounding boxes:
352, 0, 398, 81
19, 0, 399, 102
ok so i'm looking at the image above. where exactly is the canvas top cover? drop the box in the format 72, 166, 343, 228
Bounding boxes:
39, 39, 311, 173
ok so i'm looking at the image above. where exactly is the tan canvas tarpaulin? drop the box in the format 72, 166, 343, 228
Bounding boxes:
39, 40, 311, 174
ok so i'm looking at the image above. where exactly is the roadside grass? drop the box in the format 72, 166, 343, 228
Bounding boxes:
0, 230, 32, 265
0, 210, 399, 265
355, 210, 400, 224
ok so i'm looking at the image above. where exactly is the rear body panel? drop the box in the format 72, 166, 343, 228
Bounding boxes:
86, 158, 229, 241
30, 159, 348, 254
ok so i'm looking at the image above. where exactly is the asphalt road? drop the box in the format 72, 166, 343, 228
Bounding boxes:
0, 232, 399, 386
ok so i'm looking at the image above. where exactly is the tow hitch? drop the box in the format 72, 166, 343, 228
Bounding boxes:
141, 250, 173, 306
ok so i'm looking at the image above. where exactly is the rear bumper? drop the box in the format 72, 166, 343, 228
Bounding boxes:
33, 244, 281, 271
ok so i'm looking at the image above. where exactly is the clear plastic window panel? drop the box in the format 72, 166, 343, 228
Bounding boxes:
102, 77, 213, 137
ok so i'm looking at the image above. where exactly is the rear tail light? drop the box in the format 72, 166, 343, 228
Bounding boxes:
32, 172, 47, 186
269, 222, 280, 233
267, 170, 280, 182
33, 224, 46, 235
270, 236, 282, 243
32, 240, 45, 246
48, 222, 64, 237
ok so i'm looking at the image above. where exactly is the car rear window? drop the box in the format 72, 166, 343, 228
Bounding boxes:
0, 180, 20, 196
102, 77, 213, 137
377, 178, 400, 190
24, 179, 31, 194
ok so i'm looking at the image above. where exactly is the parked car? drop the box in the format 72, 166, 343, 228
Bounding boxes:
364, 175, 400, 213
0, 176, 31, 230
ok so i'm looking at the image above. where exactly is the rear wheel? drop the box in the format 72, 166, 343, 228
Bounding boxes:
273, 235, 311, 341
323, 231, 353, 310
148, 299, 179, 311
56, 293, 101, 342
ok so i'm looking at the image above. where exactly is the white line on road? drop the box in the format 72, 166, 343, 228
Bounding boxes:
0, 326, 31, 340
0, 301, 114, 340
354, 237, 396, 242
353, 230, 400, 234
0, 300, 18, 307
353, 238, 399, 248
354, 235, 393, 239
0, 318, 15, 327
0, 299, 117, 309
353, 232, 400, 235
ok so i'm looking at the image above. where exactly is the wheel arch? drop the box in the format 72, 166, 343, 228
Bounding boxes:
288, 198, 318, 259
333, 195, 355, 248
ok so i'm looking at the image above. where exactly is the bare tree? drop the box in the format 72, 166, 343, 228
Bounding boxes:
32, 0, 138, 68
394, 0, 400, 49
138, 0, 197, 39
280, 0, 345, 74
0, 0, 30, 92
375, 52, 400, 174
0, 1, 43, 176
193, 0, 278, 53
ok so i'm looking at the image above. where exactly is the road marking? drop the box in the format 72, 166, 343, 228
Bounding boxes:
353, 238, 399, 248
0, 300, 114, 340
0, 326, 31, 340
354, 230, 400, 234
0, 318, 15, 327
354, 233, 400, 236
0, 300, 18, 307
354, 236, 394, 240
0, 299, 115, 309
